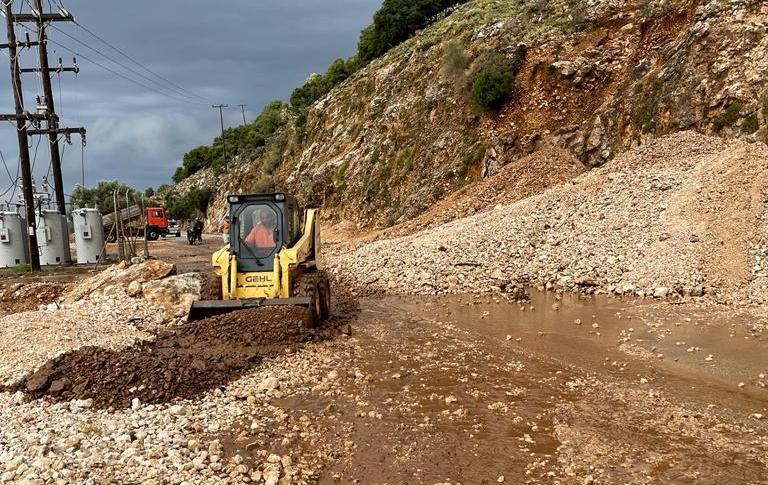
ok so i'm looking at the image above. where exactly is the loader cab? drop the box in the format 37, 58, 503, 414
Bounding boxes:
227, 193, 302, 272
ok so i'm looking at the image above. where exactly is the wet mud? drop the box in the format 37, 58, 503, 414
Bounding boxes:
220, 292, 768, 483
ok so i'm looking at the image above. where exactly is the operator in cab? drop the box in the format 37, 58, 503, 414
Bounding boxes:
245, 207, 277, 250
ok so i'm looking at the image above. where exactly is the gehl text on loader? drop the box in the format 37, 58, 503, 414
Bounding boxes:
188, 193, 331, 325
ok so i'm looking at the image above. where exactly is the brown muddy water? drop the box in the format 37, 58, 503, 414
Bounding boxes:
227, 291, 768, 484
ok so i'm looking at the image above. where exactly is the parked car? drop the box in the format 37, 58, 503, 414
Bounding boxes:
166, 219, 181, 237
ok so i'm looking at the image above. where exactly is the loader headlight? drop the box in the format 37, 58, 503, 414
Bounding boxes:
228, 196, 240, 204
274, 194, 285, 201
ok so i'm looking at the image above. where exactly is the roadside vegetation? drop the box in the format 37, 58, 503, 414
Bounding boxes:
165, 187, 213, 219
70, 180, 138, 214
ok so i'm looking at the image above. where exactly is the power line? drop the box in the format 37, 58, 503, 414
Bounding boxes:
14, 22, 209, 107
72, 20, 212, 104
48, 24, 209, 105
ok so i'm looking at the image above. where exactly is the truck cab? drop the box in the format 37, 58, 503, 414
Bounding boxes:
146, 207, 170, 240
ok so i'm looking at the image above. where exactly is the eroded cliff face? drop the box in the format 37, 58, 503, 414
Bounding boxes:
202, 0, 767, 230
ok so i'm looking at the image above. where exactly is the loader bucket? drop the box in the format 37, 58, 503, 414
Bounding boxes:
187, 297, 313, 322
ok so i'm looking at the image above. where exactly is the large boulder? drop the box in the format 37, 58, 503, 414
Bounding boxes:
141, 273, 202, 318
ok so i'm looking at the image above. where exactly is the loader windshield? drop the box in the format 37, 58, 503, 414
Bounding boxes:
232, 202, 282, 271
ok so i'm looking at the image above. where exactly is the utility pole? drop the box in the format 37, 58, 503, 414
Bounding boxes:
212, 104, 228, 170
236, 104, 247, 124
2, 1, 41, 270
30, 0, 85, 215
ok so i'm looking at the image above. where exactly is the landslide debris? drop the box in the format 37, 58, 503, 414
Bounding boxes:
330, 132, 768, 304
0, 260, 199, 386
381, 146, 585, 238
11, 307, 315, 409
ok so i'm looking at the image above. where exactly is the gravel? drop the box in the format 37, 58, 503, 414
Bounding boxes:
329, 132, 768, 305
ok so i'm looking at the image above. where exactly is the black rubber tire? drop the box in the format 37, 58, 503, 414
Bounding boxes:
316, 271, 331, 321
147, 229, 159, 241
292, 270, 331, 327
106, 231, 117, 243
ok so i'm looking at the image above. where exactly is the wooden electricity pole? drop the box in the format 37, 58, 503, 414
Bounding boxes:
2, 1, 41, 271
30, 0, 85, 215
212, 104, 228, 170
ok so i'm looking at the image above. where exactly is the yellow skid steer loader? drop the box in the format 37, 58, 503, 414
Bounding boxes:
188, 193, 331, 325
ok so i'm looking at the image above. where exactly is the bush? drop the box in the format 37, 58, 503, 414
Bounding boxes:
71, 180, 137, 213
357, 0, 469, 64
442, 40, 469, 79
470, 48, 526, 113
714, 100, 744, 131
290, 58, 357, 111
166, 188, 213, 220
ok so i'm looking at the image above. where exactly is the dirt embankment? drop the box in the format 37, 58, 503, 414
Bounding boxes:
0, 282, 71, 314
329, 132, 768, 305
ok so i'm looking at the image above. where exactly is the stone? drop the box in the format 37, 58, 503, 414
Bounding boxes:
142, 273, 202, 318
25, 369, 53, 393
258, 376, 280, 392
48, 378, 71, 394
126, 280, 142, 297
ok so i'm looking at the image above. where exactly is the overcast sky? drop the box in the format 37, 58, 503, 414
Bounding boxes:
0, 0, 381, 200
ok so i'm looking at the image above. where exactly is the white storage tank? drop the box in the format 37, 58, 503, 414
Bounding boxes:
0, 212, 28, 268
72, 208, 105, 264
36, 210, 71, 266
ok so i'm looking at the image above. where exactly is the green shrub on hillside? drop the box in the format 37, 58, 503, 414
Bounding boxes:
714, 100, 744, 132
290, 58, 357, 111
166, 187, 213, 220
442, 40, 469, 79
470, 47, 527, 113
357, 0, 468, 63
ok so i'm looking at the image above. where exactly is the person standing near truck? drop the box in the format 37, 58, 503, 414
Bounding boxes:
219, 215, 230, 244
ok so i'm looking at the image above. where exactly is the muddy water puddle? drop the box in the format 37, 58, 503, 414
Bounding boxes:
222, 292, 768, 483
393, 291, 768, 412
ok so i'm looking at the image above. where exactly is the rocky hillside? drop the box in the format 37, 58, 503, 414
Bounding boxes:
199, 0, 767, 230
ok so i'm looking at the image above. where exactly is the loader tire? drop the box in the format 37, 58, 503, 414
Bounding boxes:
293, 270, 331, 327
316, 271, 331, 321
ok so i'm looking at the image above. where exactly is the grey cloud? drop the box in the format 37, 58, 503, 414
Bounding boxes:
0, 0, 382, 196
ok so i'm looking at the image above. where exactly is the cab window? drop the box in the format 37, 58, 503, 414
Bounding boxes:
237, 205, 280, 258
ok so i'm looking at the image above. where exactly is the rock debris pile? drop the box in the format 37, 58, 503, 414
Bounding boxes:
12, 307, 313, 409
331, 133, 768, 304
0, 260, 200, 386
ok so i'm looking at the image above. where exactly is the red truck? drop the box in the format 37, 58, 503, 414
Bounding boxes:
103, 205, 171, 242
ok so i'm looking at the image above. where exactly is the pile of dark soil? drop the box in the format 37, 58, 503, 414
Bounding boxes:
0, 282, 71, 313
198, 272, 223, 301
10, 306, 321, 409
